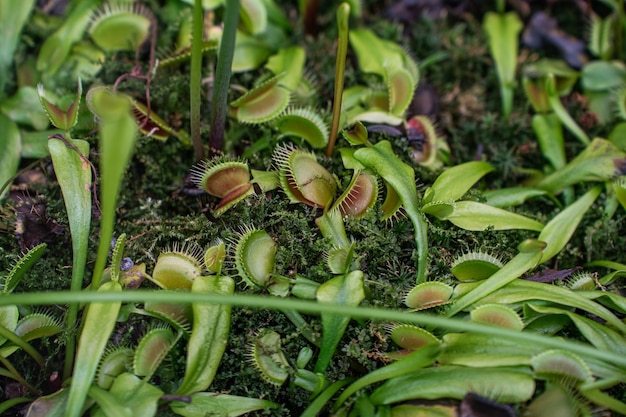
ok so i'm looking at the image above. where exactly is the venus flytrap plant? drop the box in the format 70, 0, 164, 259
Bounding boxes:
353, 140, 429, 283
38, 80, 94, 379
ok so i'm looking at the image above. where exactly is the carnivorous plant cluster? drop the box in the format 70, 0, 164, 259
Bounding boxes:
0, 1, 626, 416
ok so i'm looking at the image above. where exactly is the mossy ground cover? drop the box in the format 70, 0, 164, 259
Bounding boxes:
1, 0, 625, 415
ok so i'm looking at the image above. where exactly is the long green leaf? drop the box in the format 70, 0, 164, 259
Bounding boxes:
538, 140, 624, 194
538, 185, 601, 263
314, 270, 365, 373
0, 0, 35, 97
532, 113, 566, 171
441, 201, 544, 231
334, 344, 440, 409
526, 304, 626, 354
171, 392, 277, 417
49, 139, 91, 287
49, 138, 92, 379
423, 161, 494, 204
66, 280, 122, 417
370, 366, 534, 405
91, 91, 138, 289
0, 114, 21, 200
439, 333, 541, 367
483, 11, 522, 117
2, 290, 626, 370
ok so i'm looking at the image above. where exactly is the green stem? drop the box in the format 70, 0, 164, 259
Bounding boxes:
0, 355, 40, 395
617, 0, 624, 61
209, 0, 239, 156
545, 74, 589, 145
0, 324, 45, 368
2, 290, 626, 370
190, 0, 205, 160
326, 3, 350, 157
0, 397, 32, 415
281, 309, 320, 346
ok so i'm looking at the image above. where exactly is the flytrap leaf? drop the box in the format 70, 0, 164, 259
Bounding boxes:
522, 59, 579, 113
170, 392, 278, 416
13, 311, 62, 342
96, 347, 134, 389
239, 0, 267, 35
314, 271, 365, 373
483, 187, 548, 208
273, 107, 329, 149
446, 244, 545, 316
88, 2, 153, 52
531, 350, 593, 383
149, 245, 204, 290
231, 30, 272, 73
405, 281, 454, 310
273, 144, 337, 209
0, 0, 35, 94
369, 366, 535, 405
2, 86, 50, 131
37, 79, 82, 131
86, 386, 132, 417
349, 29, 418, 84
190, 158, 255, 216
133, 326, 178, 377
532, 113, 566, 172
470, 304, 524, 330
36, 0, 97, 76
233, 227, 277, 289
387, 324, 441, 351
0, 306, 19, 347
230, 75, 291, 124
331, 170, 378, 218
545, 73, 589, 145
450, 250, 504, 282
2, 243, 47, 294
354, 140, 428, 283
88, 87, 187, 142
248, 330, 290, 386
386, 66, 416, 116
